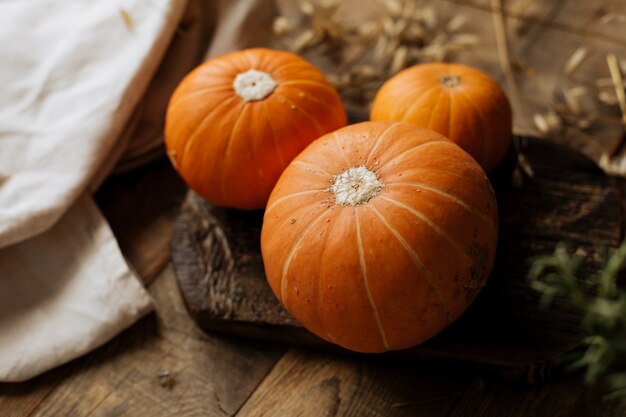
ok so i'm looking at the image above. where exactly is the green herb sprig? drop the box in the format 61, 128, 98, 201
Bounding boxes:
529, 239, 626, 399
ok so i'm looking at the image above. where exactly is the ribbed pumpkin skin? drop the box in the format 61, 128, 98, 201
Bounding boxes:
261, 121, 498, 353
370, 63, 512, 173
165, 48, 347, 209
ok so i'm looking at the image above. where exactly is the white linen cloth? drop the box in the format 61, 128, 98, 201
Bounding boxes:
0, 0, 188, 381
0, 196, 153, 380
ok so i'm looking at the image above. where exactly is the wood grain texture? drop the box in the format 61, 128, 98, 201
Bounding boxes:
171, 136, 626, 383
0, 369, 70, 417
3, 2, 626, 416
236, 348, 480, 417
236, 347, 626, 417
0, 268, 284, 417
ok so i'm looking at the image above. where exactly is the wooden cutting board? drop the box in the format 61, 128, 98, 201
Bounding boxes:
170, 134, 625, 384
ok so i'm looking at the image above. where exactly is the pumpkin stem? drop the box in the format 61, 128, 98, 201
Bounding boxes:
439, 75, 461, 88
330, 166, 382, 206
233, 69, 277, 102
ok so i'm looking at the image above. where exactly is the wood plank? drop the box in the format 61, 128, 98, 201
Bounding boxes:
95, 157, 187, 284
236, 348, 478, 417
237, 348, 626, 417
0, 369, 70, 417
0, 268, 285, 417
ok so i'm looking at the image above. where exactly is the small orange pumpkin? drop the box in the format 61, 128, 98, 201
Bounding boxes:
371, 63, 512, 172
165, 48, 347, 209
261, 121, 498, 352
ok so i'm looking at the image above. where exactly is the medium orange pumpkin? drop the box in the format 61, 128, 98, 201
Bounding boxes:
261, 121, 498, 353
371, 63, 512, 173
165, 48, 347, 209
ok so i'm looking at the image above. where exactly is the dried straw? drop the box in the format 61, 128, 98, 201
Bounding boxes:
489, 0, 521, 106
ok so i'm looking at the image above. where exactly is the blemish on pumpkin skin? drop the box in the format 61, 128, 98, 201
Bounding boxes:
289, 218, 296, 224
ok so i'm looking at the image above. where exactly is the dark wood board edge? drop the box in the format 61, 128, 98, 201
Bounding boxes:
190, 315, 564, 384
170, 135, 626, 384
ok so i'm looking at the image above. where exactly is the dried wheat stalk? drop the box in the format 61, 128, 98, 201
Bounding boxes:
272, 0, 479, 107
599, 54, 626, 175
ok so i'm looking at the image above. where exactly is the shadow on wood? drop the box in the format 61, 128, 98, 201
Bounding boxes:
171, 136, 626, 384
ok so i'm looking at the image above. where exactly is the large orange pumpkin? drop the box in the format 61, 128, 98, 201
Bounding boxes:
370, 63, 512, 173
261, 121, 498, 352
165, 48, 347, 209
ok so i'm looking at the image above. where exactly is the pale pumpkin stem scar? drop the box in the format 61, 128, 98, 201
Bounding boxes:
280, 207, 332, 306
355, 209, 391, 350
220, 103, 248, 205
330, 166, 382, 206
379, 196, 472, 266
365, 122, 399, 167
233, 69, 277, 101
385, 181, 496, 233
369, 205, 453, 321
377, 140, 451, 171
439, 74, 461, 88
265, 189, 326, 214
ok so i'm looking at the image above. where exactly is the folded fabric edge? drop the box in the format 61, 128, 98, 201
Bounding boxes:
0, 195, 155, 382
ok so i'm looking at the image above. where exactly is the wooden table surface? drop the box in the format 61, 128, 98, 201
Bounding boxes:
1, 157, 624, 417
2, 0, 626, 415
